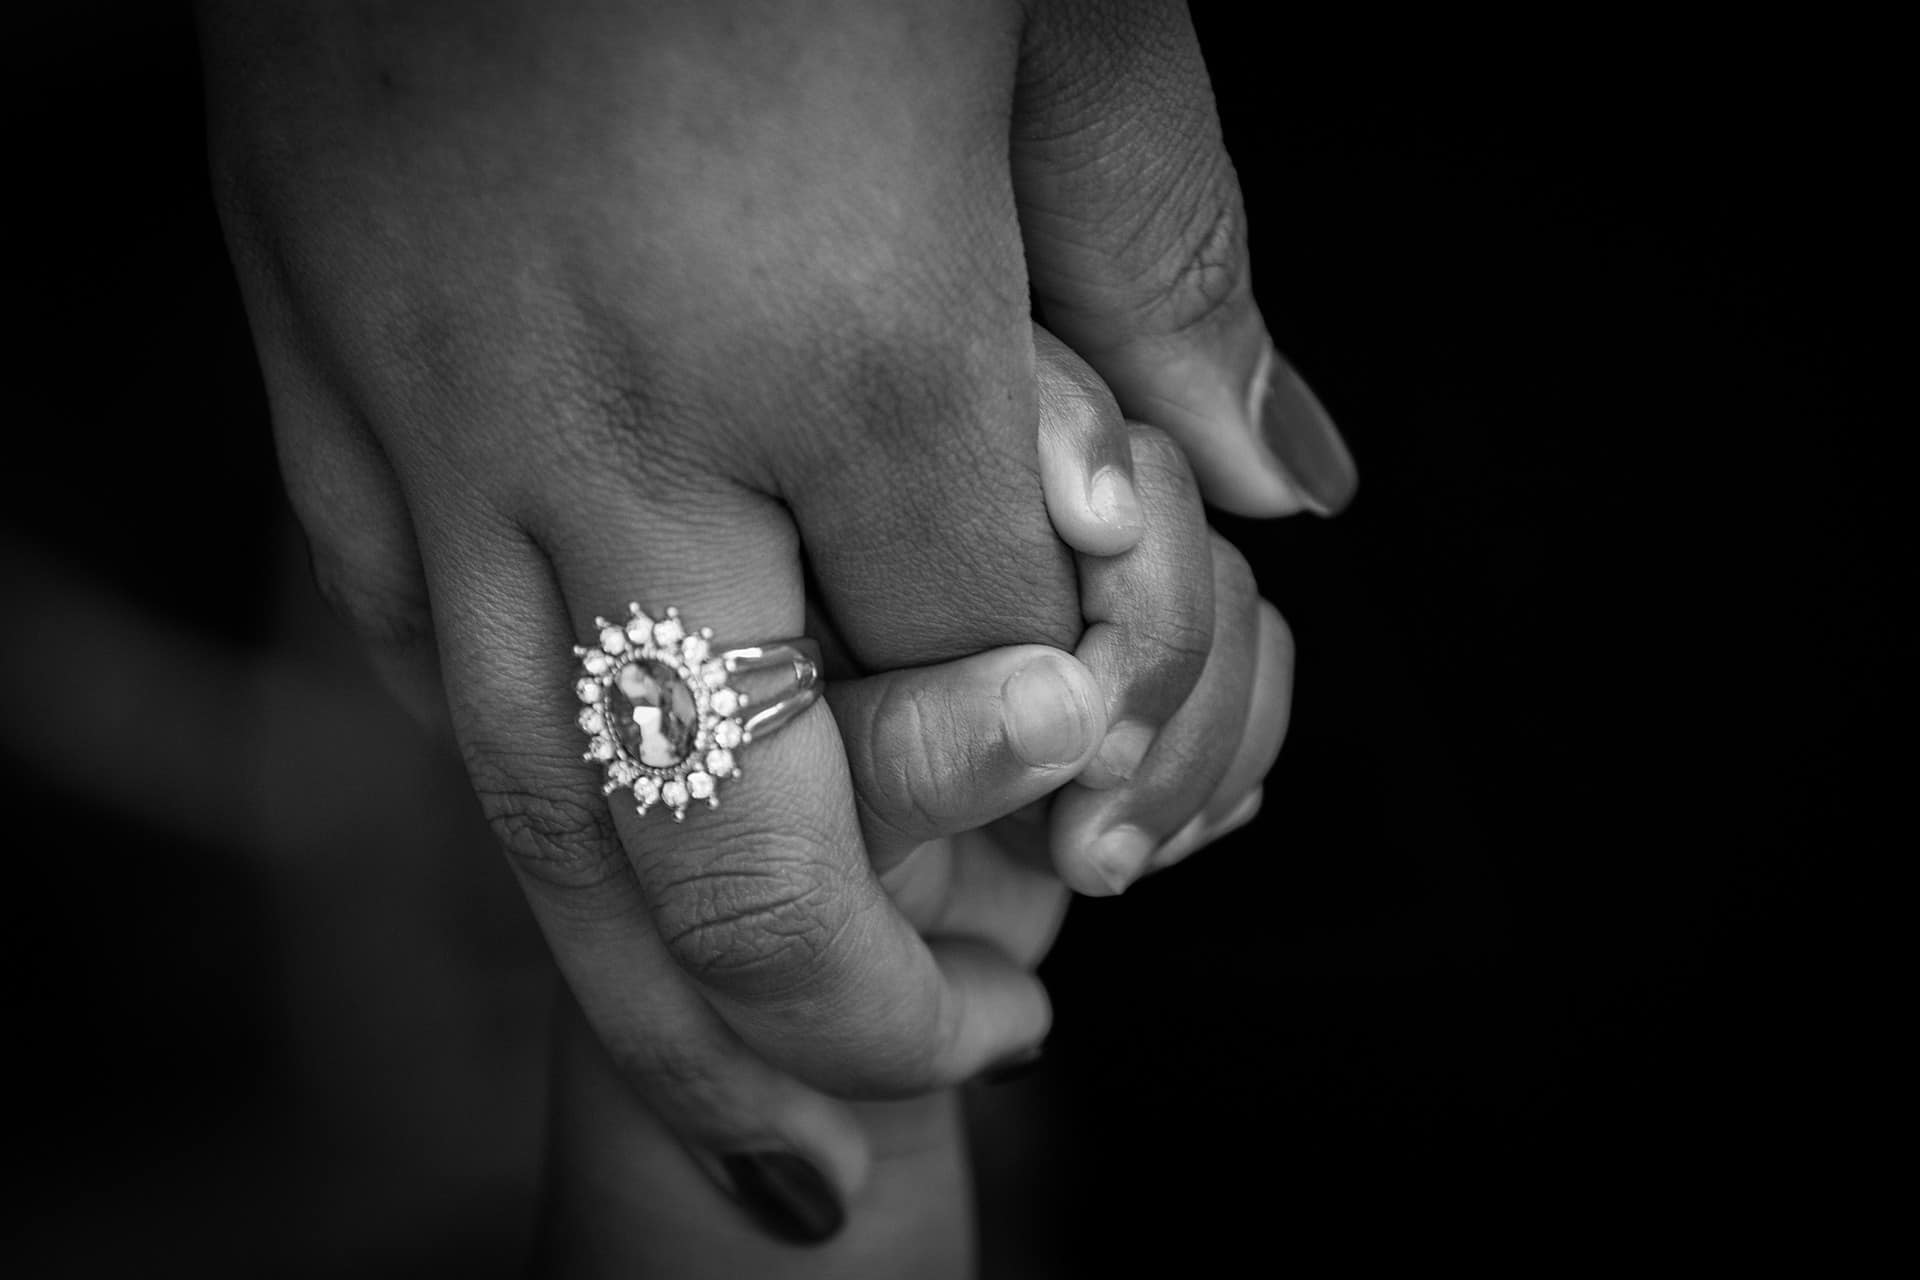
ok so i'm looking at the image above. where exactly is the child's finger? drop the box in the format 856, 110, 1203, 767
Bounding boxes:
1068, 422, 1217, 796
1033, 325, 1146, 558
1051, 532, 1267, 896
1146, 598, 1294, 873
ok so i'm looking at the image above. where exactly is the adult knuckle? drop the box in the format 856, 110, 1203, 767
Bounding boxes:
653, 842, 852, 998
307, 543, 433, 651
466, 751, 628, 901
860, 678, 981, 840
1135, 163, 1252, 340
615, 1038, 739, 1123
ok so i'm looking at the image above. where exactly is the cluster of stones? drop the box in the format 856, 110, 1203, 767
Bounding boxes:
574, 604, 749, 820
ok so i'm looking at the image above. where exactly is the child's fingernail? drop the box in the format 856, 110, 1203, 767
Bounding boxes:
1003, 658, 1097, 767
1150, 789, 1263, 872
1087, 465, 1145, 535
979, 1042, 1047, 1086
1083, 824, 1154, 896
1249, 341, 1358, 516
1079, 720, 1154, 790
720, 1151, 846, 1245
1205, 787, 1263, 840
1149, 810, 1210, 869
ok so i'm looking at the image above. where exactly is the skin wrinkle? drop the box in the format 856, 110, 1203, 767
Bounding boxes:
718, 906, 948, 1094
858, 678, 946, 853
469, 777, 632, 896
655, 859, 849, 994
1036, 137, 1236, 294
872, 678, 1002, 842
1127, 167, 1249, 338
1016, 0, 1193, 136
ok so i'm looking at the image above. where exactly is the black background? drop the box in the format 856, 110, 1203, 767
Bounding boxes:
4, 6, 1899, 1273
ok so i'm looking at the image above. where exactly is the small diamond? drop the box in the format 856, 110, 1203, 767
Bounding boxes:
578, 707, 605, 734
714, 720, 742, 749
608, 759, 639, 788
686, 771, 714, 799
706, 747, 735, 776
701, 660, 728, 689
662, 779, 690, 810
575, 678, 603, 703
654, 616, 685, 647
634, 776, 661, 805
582, 650, 611, 675
682, 635, 710, 665
600, 626, 628, 653
588, 737, 615, 761
711, 688, 739, 716
626, 612, 654, 644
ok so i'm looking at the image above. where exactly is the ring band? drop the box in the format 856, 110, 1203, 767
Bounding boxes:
574, 604, 821, 821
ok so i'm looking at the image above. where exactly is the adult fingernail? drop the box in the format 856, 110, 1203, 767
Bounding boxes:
1087, 465, 1145, 536
720, 1151, 846, 1246
979, 1043, 1046, 1086
1249, 341, 1357, 516
1003, 659, 1096, 767
1083, 824, 1154, 896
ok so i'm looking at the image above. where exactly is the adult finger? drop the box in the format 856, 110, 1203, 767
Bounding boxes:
226, 255, 448, 734
547, 919, 870, 1248
829, 644, 1097, 975
420, 482, 1049, 1100
1013, 0, 1358, 518
829, 643, 1107, 873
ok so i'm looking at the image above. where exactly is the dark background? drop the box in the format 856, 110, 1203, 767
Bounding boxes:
3, 7, 1898, 1274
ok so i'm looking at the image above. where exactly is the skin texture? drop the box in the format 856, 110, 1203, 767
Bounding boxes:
194, 0, 1339, 1254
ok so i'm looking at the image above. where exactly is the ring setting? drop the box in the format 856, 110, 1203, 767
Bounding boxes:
574, 604, 819, 821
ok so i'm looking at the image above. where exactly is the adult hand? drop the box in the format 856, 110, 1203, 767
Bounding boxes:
196, 0, 1329, 1238
538, 589, 1292, 1261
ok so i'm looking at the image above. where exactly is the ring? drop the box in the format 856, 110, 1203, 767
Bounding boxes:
574, 604, 821, 821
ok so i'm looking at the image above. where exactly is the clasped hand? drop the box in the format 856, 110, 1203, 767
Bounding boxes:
198, 0, 1354, 1253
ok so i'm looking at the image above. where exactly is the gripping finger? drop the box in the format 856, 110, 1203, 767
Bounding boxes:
829, 644, 1107, 872
830, 643, 1099, 980
1146, 597, 1294, 873
1014, 0, 1357, 518
430, 477, 1049, 1100
409, 519, 885, 1243
1033, 326, 1147, 558
1071, 422, 1216, 794
1053, 531, 1264, 895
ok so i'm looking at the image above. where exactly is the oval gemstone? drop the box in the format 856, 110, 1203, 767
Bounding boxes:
610, 660, 699, 767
